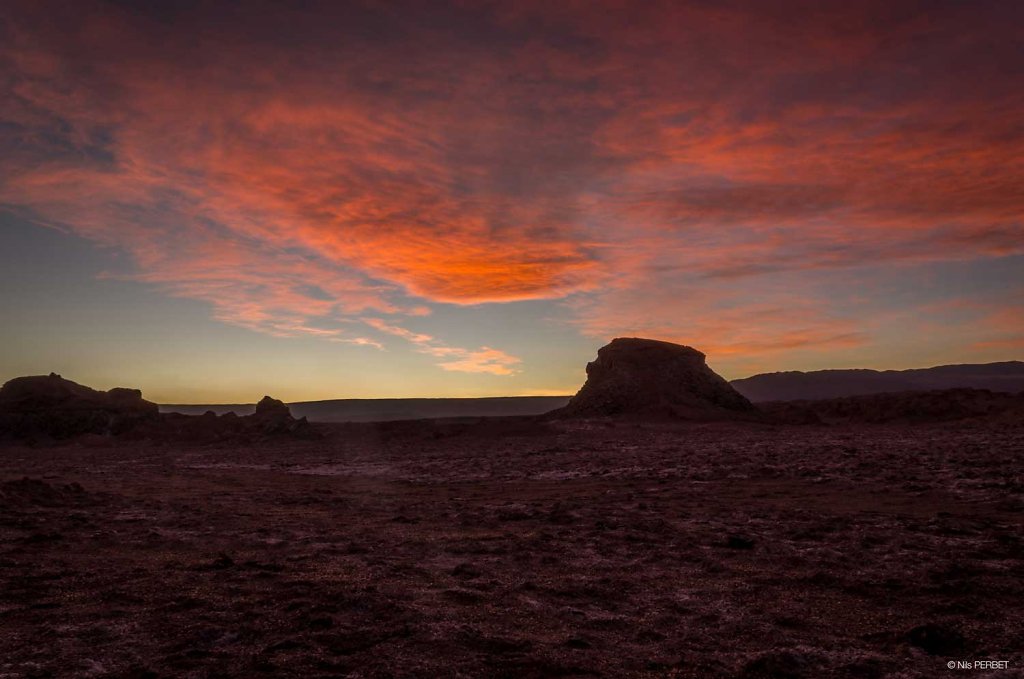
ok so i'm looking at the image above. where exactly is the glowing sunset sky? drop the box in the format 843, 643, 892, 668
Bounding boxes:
1, 1, 1022, 402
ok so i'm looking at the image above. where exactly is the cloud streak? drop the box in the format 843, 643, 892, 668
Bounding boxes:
363, 318, 521, 375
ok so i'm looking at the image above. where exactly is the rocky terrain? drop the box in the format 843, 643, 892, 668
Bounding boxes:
0, 417, 1022, 678
1, 346, 1022, 677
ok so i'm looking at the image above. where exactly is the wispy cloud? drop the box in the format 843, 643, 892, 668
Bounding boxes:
434, 348, 522, 376
363, 318, 434, 345
330, 337, 386, 351
362, 318, 521, 375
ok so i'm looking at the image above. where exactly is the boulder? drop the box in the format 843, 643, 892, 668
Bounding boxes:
905, 623, 966, 656
254, 395, 291, 419
553, 338, 756, 419
249, 395, 310, 435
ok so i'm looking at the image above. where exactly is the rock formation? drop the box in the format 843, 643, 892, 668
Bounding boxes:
250, 395, 310, 435
0, 373, 159, 438
554, 338, 756, 419
0, 374, 317, 441
254, 395, 291, 418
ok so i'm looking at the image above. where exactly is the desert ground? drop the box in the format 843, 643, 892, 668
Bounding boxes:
1, 418, 1022, 678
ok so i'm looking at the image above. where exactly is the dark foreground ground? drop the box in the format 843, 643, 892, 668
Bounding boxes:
1, 419, 1022, 678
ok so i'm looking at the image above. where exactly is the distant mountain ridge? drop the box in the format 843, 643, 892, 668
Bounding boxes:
161, 396, 572, 423
159, 361, 1024, 421
730, 361, 1024, 403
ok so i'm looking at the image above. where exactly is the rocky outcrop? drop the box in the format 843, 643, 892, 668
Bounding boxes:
553, 338, 756, 419
254, 395, 290, 418
0, 375, 315, 442
135, 394, 314, 441
0, 373, 158, 439
250, 395, 310, 435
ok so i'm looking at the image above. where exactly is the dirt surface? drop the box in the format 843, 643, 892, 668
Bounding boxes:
1, 419, 1022, 678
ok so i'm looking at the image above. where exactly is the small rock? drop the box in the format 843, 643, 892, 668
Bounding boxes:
565, 637, 592, 649
740, 650, 809, 678
451, 563, 481, 578
906, 623, 965, 656
306, 616, 333, 631
726, 535, 756, 550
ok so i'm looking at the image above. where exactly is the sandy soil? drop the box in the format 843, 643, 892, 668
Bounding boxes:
1, 419, 1022, 678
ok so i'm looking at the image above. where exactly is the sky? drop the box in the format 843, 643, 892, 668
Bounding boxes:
1, 0, 1022, 403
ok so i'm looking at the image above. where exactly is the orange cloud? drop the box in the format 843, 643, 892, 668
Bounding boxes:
1, 0, 1021, 371
435, 348, 522, 376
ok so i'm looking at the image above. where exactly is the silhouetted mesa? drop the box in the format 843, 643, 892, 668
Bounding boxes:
553, 337, 756, 419
0, 373, 159, 439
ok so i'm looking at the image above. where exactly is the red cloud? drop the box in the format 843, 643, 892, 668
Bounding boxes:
1, 1, 1021, 369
